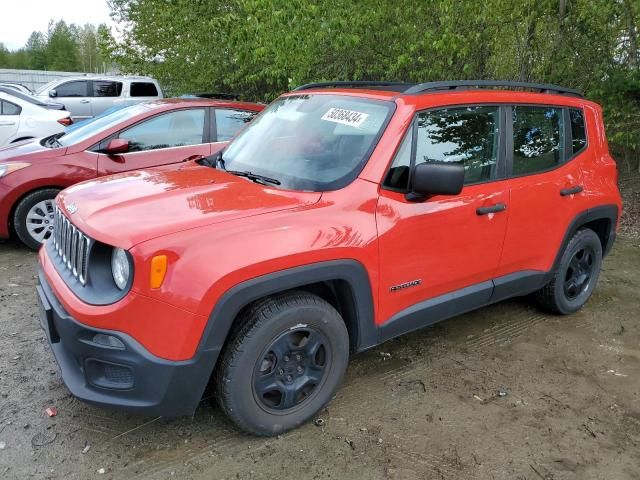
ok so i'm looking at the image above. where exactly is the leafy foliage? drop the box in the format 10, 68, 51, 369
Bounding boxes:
2, 2, 638, 167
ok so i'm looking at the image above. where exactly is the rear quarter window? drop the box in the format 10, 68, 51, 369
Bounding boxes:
570, 108, 587, 154
1, 100, 21, 115
130, 82, 159, 97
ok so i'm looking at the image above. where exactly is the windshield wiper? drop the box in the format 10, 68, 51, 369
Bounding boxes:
227, 170, 281, 185
42, 133, 63, 148
197, 152, 280, 185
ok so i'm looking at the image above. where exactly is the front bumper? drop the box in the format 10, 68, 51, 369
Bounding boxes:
0, 182, 13, 239
37, 267, 220, 417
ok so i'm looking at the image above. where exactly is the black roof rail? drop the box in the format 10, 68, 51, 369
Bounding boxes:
294, 81, 415, 92
403, 80, 583, 98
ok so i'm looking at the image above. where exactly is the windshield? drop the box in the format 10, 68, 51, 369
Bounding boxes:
220, 94, 393, 191
35, 80, 62, 95
58, 103, 153, 146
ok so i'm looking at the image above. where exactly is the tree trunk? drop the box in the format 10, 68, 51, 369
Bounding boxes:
623, 0, 639, 68
519, 17, 536, 82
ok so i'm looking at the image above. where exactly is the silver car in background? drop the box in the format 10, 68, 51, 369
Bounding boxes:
33, 76, 163, 121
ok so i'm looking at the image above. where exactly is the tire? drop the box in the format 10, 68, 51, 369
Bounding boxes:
215, 291, 349, 436
13, 188, 60, 250
536, 228, 603, 314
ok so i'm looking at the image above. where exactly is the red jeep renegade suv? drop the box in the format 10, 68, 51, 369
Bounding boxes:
36, 81, 622, 436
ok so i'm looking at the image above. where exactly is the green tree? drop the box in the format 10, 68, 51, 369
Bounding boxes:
25, 31, 48, 70
0, 43, 10, 68
77, 24, 104, 72
101, 0, 639, 165
46, 20, 81, 71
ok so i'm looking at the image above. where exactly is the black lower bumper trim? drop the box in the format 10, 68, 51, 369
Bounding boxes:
37, 267, 220, 417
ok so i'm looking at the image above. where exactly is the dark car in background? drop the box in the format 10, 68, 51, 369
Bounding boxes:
0, 98, 264, 248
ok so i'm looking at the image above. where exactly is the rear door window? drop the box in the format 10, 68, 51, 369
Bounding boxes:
130, 82, 159, 97
512, 106, 565, 175
55, 81, 89, 97
215, 109, 257, 141
93, 81, 123, 97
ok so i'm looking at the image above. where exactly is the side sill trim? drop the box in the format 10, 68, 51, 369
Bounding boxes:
378, 270, 549, 344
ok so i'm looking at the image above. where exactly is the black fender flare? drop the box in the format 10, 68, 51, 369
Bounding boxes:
551, 204, 618, 272
197, 259, 377, 357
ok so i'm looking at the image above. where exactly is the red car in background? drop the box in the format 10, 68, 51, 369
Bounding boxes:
0, 99, 264, 248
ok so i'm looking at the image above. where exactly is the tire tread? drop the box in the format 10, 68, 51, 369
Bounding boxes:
536, 228, 602, 314
214, 291, 342, 436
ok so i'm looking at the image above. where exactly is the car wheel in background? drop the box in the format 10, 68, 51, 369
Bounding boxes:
13, 188, 60, 250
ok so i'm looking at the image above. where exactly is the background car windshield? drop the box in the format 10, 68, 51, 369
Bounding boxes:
35, 80, 58, 95
221, 94, 392, 191
58, 104, 152, 146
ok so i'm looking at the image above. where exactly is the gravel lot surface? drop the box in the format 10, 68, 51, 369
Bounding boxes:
0, 181, 638, 480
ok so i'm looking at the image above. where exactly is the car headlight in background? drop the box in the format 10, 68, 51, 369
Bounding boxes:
111, 248, 131, 290
0, 162, 31, 178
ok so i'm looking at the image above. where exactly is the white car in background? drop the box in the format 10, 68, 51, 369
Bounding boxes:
0, 82, 33, 94
0, 91, 72, 146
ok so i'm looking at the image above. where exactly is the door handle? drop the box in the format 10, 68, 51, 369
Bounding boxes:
560, 185, 583, 196
476, 203, 507, 216
79, 100, 90, 104
0, 121, 16, 126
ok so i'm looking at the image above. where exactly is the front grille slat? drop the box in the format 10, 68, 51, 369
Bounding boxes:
51, 206, 91, 286
71, 226, 78, 274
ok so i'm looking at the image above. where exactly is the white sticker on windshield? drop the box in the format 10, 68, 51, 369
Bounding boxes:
321, 108, 369, 128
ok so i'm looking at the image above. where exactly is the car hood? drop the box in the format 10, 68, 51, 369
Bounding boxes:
0, 138, 66, 162
58, 162, 322, 248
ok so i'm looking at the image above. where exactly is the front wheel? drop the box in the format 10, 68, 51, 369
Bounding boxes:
536, 228, 603, 314
13, 189, 60, 250
215, 291, 349, 436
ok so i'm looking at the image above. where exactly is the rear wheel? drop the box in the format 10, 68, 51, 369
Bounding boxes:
13, 189, 60, 250
536, 228, 602, 314
215, 291, 349, 436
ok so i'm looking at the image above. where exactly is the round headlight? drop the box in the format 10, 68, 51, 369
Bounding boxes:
111, 248, 130, 290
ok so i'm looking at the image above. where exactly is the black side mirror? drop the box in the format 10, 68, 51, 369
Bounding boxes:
49, 89, 57, 98
104, 138, 130, 155
407, 162, 465, 200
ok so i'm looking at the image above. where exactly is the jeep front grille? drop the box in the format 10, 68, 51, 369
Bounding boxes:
53, 206, 91, 285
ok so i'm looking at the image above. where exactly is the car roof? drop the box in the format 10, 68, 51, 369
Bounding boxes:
149, 97, 264, 111
48, 75, 158, 82
286, 80, 597, 109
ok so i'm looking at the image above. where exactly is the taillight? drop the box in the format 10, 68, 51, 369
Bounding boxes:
58, 117, 73, 126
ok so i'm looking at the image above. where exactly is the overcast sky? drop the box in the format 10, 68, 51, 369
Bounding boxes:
1, 0, 114, 50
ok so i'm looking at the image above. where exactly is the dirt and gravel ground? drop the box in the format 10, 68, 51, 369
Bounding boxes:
0, 181, 639, 480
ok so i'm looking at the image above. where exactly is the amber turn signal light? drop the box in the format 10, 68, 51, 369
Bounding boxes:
150, 255, 168, 289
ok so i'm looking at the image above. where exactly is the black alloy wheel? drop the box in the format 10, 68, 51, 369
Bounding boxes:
563, 245, 596, 300
253, 327, 330, 412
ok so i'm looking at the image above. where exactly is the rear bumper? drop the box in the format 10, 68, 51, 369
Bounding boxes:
37, 267, 220, 417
